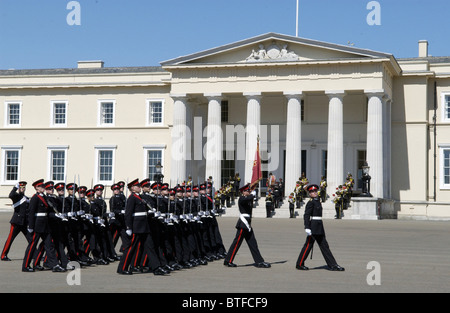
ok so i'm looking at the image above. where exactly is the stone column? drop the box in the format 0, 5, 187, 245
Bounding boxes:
366, 91, 385, 199
244, 92, 262, 185
204, 93, 222, 187
284, 92, 303, 195
170, 94, 188, 186
326, 91, 346, 197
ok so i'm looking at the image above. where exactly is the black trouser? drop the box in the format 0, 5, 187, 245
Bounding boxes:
2, 223, 32, 259
117, 233, 160, 273
225, 228, 264, 264
22, 232, 57, 270
296, 234, 337, 268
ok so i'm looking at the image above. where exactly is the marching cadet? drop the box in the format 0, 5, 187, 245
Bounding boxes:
175, 185, 195, 268
109, 183, 128, 252
22, 179, 65, 272
42, 181, 71, 269
87, 188, 109, 265
2, 181, 31, 261
205, 181, 227, 259
117, 179, 168, 275
93, 184, 118, 262
78, 186, 95, 265
295, 184, 345, 271
223, 183, 271, 268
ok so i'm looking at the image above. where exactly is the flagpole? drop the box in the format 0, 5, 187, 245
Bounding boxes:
296, 0, 299, 37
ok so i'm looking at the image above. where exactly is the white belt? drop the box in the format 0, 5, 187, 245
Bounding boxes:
35, 213, 47, 217
133, 212, 147, 217
311, 216, 322, 220
239, 214, 251, 231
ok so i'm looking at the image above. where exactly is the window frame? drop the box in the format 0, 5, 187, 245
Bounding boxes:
47, 146, 69, 181
4, 101, 22, 127
1, 145, 23, 184
97, 100, 116, 127
143, 145, 165, 182
50, 101, 68, 127
441, 92, 450, 123
146, 99, 164, 126
439, 144, 450, 190
94, 145, 117, 185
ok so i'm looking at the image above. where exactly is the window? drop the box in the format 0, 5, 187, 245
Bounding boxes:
322, 150, 328, 179
356, 150, 367, 189
95, 146, 116, 184
5, 102, 21, 127
147, 100, 164, 125
221, 150, 235, 186
47, 146, 68, 181
143, 145, 165, 181
1, 146, 22, 183
98, 101, 115, 126
51, 101, 67, 127
221, 100, 229, 123
440, 145, 450, 189
442, 93, 450, 122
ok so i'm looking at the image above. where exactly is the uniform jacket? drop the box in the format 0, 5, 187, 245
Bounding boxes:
303, 198, 325, 235
8, 187, 29, 226
125, 192, 150, 234
235, 194, 255, 230
28, 193, 51, 233
109, 194, 126, 226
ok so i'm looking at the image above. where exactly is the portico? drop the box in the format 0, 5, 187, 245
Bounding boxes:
162, 33, 401, 201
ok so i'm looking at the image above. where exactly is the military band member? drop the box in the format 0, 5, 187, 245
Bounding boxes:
296, 184, 345, 271
22, 179, 65, 272
265, 192, 274, 218
2, 181, 31, 261
224, 183, 271, 268
288, 192, 295, 218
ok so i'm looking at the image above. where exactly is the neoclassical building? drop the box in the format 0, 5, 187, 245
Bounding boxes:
1, 33, 449, 220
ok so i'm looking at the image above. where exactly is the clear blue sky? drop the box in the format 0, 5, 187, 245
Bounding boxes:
0, 0, 448, 69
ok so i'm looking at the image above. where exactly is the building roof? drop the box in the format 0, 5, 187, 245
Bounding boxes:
0, 66, 166, 76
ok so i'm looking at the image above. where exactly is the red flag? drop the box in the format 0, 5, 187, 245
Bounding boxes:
251, 137, 262, 186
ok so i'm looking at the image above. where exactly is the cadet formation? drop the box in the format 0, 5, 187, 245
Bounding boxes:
1, 172, 347, 275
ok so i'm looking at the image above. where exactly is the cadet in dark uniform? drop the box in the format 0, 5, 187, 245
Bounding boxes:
223, 183, 270, 268
2, 181, 31, 261
22, 179, 65, 272
117, 179, 167, 275
296, 184, 345, 271
109, 183, 128, 252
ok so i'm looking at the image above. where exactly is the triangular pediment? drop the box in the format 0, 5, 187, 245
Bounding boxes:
161, 33, 393, 66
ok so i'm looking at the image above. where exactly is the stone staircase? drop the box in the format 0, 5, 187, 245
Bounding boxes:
220, 196, 354, 220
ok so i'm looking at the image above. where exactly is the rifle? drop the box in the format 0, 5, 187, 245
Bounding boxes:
69, 175, 77, 221
166, 182, 173, 226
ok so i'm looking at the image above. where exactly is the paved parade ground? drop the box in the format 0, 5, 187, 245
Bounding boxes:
0, 211, 449, 294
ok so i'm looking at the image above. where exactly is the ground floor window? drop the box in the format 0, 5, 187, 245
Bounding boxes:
48, 146, 68, 181
1, 147, 21, 183
440, 145, 450, 189
95, 146, 116, 184
221, 150, 235, 186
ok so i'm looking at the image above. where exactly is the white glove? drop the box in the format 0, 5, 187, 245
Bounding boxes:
126, 229, 132, 236
305, 228, 312, 236
27, 227, 33, 233
251, 190, 257, 197
15, 182, 20, 189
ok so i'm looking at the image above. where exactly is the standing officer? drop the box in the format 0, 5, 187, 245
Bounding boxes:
2, 181, 31, 261
22, 179, 65, 272
296, 184, 345, 271
223, 183, 271, 268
